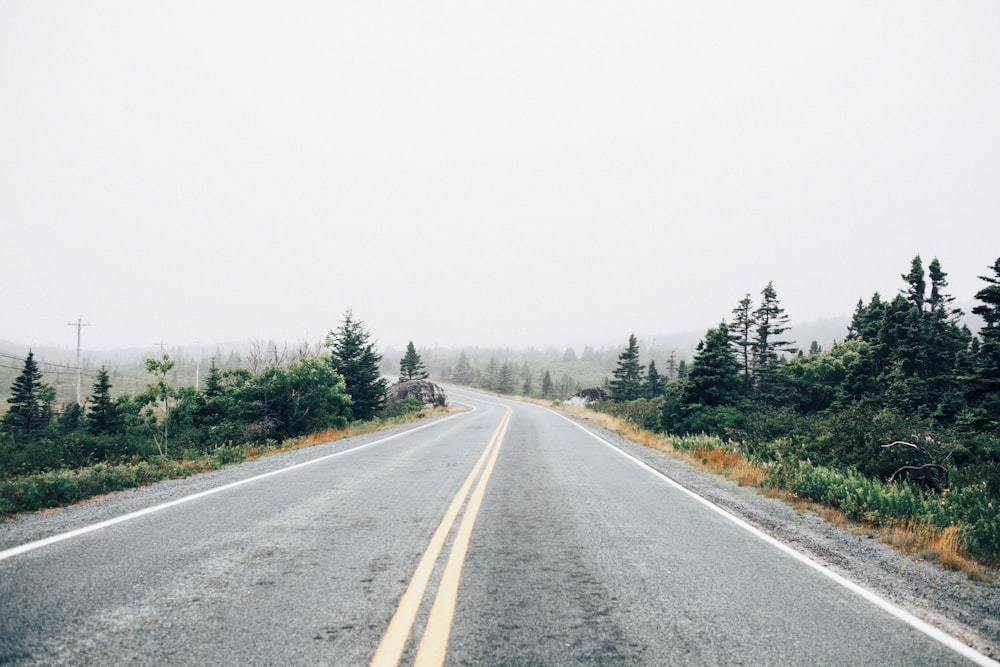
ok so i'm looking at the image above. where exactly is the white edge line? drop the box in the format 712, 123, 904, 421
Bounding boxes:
548, 407, 998, 667
0, 408, 475, 562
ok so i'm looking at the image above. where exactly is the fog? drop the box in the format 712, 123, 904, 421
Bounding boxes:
2, 2, 998, 356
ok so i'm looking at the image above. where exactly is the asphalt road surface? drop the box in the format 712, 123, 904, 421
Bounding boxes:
1, 390, 993, 665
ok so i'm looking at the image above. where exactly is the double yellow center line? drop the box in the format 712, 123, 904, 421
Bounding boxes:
370, 406, 513, 667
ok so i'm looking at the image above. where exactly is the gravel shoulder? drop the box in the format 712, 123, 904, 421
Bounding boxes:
561, 409, 1000, 663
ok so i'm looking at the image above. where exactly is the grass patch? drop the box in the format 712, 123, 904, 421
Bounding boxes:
559, 403, 997, 583
0, 406, 455, 521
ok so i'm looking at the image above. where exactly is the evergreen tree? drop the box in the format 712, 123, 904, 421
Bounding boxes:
452, 351, 476, 386
59, 402, 82, 434
203, 359, 224, 397
482, 358, 500, 391
326, 310, 388, 421
730, 293, 754, 393
87, 366, 121, 436
642, 360, 664, 398
665, 351, 678, 381
683, 323, 742, 407
399, 341, 429, 382
541, 370, 554, 398
520, 362, 534, 396
497, 361, 516, 394
902, 255, 926, 311
751, 282, 795, 400
610, 334, 643, 402
970, 257, 1000, 420
2, 351, 47, 442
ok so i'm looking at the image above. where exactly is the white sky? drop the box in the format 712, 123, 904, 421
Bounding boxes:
2, 1, 999, 354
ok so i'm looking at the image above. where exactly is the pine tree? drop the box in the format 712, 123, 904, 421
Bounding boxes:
326, 310, 388, 421
497, 361, 516, 394
902, 255, 926, 311
453, 351, 476, 386
87, 366, 121, 436
610, 334, 643, 402
665, 351, 678, 381
2, 351, 47, 442
683, 323, 742, 407
541, 370, 554, 398
969, 257, 1000, 419
642, 360, 663, 398
482, 358, 500, 391
399, 341, 428, 382
751, 282, 795, 400
203, 359, 224, 398
730, 293, 754, 393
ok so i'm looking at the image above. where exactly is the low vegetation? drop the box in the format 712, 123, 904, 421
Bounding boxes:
573, 255, 1000, 577
0, 311, 438, 519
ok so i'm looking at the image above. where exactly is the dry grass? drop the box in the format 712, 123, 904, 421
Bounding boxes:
557, 404, 996, 583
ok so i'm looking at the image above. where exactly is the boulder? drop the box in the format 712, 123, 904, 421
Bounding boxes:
566, 386, 609, 407
386, 380, 447, 407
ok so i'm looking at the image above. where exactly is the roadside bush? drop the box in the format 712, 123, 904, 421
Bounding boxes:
379, 397, 425, 419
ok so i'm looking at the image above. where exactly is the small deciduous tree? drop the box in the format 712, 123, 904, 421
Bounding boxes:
144, 354, 176, 458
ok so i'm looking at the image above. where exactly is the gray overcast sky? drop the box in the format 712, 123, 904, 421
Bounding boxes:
2, 1, 999, 354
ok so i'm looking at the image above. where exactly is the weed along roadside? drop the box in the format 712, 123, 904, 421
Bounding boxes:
0, 406, 457, 521
558, 403, 998, 583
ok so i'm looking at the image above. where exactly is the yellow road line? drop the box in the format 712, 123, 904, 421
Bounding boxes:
370, 407, 512, 667
413, 408, 511, 666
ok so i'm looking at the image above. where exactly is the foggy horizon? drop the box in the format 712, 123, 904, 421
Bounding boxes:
3, 3, 998, 357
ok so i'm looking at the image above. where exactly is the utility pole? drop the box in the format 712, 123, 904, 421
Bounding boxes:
67, 316, 91, 405
153, 340, 168, 356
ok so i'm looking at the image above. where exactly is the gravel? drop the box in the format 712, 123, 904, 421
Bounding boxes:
566, 412, 1000, 663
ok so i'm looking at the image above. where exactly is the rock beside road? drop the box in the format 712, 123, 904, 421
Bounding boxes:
387, 380, 447, 407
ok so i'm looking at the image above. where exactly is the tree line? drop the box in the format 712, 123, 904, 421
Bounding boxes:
0, 311, 399, 478
598, 256, 1000, 562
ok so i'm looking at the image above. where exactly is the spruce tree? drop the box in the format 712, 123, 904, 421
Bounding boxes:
326, 310, 388, 421
751, 282, 795, 400
3, 351, 46, 442
902, 255, 926, 311
970, 257, 1000, 419
541, 370, 554, 398
730, 293, 754, 393
87, 366, 121, 436
497, 361, 516, 394
453, 351, 476, 386
482, 358, 499, 391
683, 323, 742, 407
642, 360, 663, 398
610, 334, 643, 402
399, 341, 428, 382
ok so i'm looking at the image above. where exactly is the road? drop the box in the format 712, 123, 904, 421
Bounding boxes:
0, 390, 992, 665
